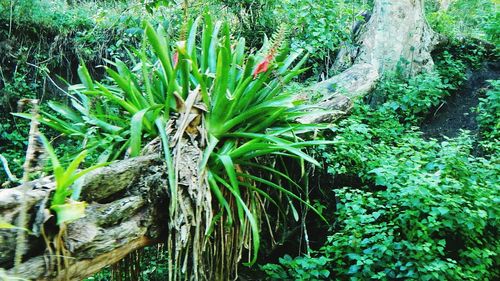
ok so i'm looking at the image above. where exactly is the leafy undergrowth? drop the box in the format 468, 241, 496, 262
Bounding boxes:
477, 80, 500, 155
426, 0, 498, 45
262, 70, 500, 280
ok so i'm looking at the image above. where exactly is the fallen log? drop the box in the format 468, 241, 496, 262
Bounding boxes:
1, 154, 167, 280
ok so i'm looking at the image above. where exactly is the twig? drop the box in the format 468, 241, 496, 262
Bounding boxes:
8, 0, 14, 38
0, 154, 19, 182
26, 62, 70, 96
433, 101, 446, 118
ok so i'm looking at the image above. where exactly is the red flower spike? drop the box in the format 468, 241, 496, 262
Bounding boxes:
253, 55, 272, 79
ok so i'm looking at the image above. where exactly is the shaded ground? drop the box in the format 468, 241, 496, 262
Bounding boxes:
421, 61, 500, 139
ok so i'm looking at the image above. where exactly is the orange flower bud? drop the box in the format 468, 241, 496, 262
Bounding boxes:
253, 55, 272, 79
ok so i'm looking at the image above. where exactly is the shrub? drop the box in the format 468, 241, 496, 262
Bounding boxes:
213, 0, 279, 48
374, 71, 451, 123
262, 254, 331, 280
477, 80, 500, 154
435, 51, 467, 90
264, 103, 500, 280
275, 0, 365, 78
0, 65, 39, 184
319, 104, 406, 178
427, 0, 499, 45
367, 53, 471, 125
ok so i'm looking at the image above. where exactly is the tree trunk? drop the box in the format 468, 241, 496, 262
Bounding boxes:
299, 0, 439, 124
0, 0, 440, 279
439, 0, 453, 11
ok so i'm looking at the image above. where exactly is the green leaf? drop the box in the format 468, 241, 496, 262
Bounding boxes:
207, 171, 233, 226
51, 201, 87, 225
0, 219, 17, 229
238, 173, 327, 223
144, 22, 175, 84
0, 219, 30, 233
155, 118, 177, 218
77, 62, 94, 90
47, 101, 83, 123
62, 150, 88, 186
218, 154, 244, 229
187, 17, 201, 55
130, 107, 158, 157
208, 21, 222, 73
212, 173, 260, 266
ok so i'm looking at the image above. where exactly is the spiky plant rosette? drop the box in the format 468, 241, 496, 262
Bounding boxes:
25, 14, 332, 280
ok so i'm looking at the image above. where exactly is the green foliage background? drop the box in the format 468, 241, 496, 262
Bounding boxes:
0, 0, 499, 280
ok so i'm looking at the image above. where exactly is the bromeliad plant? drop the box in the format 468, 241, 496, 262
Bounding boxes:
27, 14, 332, 280
39, 134, 106, 225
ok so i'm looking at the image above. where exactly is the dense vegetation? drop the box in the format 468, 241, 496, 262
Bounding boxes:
263, 63, 500, 280
0, 0, 498, 280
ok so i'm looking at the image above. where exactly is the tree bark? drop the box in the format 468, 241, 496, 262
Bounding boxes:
0, 0, 440, 279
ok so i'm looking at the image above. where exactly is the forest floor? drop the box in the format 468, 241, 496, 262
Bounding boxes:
421, 61, 500, 140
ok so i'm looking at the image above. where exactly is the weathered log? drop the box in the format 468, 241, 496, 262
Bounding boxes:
0, 154, 167, 280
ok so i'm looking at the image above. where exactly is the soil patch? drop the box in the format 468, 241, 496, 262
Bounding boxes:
421, 61, 500, 139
